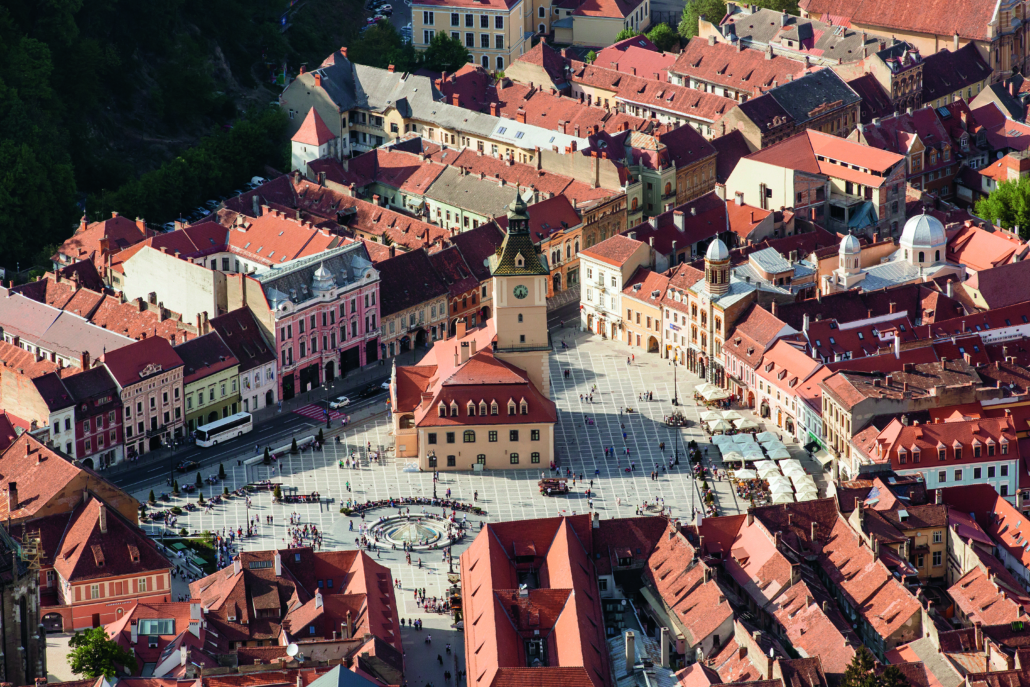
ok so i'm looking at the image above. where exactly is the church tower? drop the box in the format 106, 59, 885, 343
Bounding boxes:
490, 195, 551, 398
291, 108, 337, 178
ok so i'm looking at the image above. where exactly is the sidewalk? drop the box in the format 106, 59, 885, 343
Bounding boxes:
97, 351, 421, 481
547, 284, 580, 311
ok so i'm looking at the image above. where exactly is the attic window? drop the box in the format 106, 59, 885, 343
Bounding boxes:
127, 545, 140, 563
450, 401, 459, 417
491, 400, 499, 415
467, 401, 476, 416
508, 400, 517, 415
520, 400, 529, 415
92, 544, 105, 567
516, 254, 524, 267
479, 401, 488, 416
438, 402, 447, 417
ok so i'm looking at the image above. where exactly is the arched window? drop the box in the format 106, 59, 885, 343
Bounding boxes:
518, 314, 523, 323
539, 6, 545, 16
574, 240, 579, 253
918, 251, 924, 262
539, 22, 545, 32
463, 430, 476, 443
496, 56, 504, 70
481, 55, 489, 69
664, 182, 672, 195
566, 243, 571, 258
935, 250, 940, 261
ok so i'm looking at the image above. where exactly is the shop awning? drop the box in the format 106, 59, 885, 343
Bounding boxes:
813, 449, 834, 467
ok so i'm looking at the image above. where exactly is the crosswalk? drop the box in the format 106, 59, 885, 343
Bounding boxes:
294, 403, 348, 421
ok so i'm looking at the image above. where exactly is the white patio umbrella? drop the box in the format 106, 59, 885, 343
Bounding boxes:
791, 474, 816, 488
722, 410, 744, 421
733, 469, 758, 480
702, 387, 730, 402
695, 383, 721, 396
795, 491, 816, 502
755, 460, 778, 472
712, 433, 734, 444
773, 493, 796, 504
779, 458, 804, 471
784, 468, 810, 482
758, 468, 782, 480
768, 447, 793, 460
756, 431, 779, 442
721, 451, 745, 465
768, 481, 794, 495
710, 419, 733, 432
796, 486, 820, 499
701, 410, 724, 423
742, 446, 765, 458
734, 418, 761, 430
733, 433, 757, 444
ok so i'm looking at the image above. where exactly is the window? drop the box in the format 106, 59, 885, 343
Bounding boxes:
477, 454, 486, 464
466, 32, 474, 47
1002, 465, 1010, 477
446, 432, 455, 444
481, 14, 489, 27
989, 466, 996, 478
531, 429, 540, 441
495, 15, 503, 28
932, 550, 942, 567
138, 577, 149, 592
938, 448, 946, 461
531, 452, 540, 463
465, 12, 473, 26
489, 431, 498, 442
933, 530, 942, 543
451, 12, 459, 24
423, 10, 434, 24
974, 467, 982, 479
481, 33, 490, 48
90, 584, 100, 599
464, 430, 476, 443
938, 470, 946, 483
496, 55, 504, 70
954, 469, 963, 481
510, 453, 519, 464
954, 445, 962, 461
447, 455, 456, 466
510, 430, 519, 441
495, 34, 504, 50
1002, 484, 1010, 496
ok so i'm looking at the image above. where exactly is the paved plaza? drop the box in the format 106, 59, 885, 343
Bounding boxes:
130, 327, 827, 687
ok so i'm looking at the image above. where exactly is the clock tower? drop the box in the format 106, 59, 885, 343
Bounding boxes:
490, 195, 551, 398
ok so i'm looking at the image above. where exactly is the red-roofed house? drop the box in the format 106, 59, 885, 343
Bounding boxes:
104, 601, 216, 677
753, 339, 824, 440
670, 37, 807, 102
54, 212, 149, 273
623, 268, 670, 355
506, 42, 570, 91
101, 337, 186, 457
292, 108, 340, 177
579, 234, 650, 339
946, 222, 1026, 275
459, 516, 611, 687
722, 303, 796, 406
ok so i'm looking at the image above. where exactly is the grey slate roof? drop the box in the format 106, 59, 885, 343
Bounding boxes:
254, 243, 376, 313
725, 8, 878, 66
425, 166, 521, 216
0, 288, 134, 362
748, 247, 793, 274
766, 69, 861, 125
687, 274, 756, 308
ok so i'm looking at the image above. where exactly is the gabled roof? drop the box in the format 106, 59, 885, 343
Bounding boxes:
208, 308, 276, 373
580, 234, 644, 267
293, 109, 336, 146
54, 496, 171, 582
746, 128, 905, 183
102, 336, 184, 388
921, 44, 993, 104
512, 42, 569, 87
711, 130, 753, 183
798, 0, 998, 42
376, 248, 450, 317
56, 213, 148, 271
174, 332, 239, 385
672, 39, 806, 96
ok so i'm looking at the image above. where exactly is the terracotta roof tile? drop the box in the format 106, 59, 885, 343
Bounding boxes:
292, 108, 336, 146
672, 39, 806, 97
580, 234, 644, 266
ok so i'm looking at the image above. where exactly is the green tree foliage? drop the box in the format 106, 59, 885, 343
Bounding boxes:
263, 446, 271, 464
218, 463, 226, 479
291, 437, 298, 454
173, 479, 179, 493
88, 107, 288, 224
615, 28, 643, 42
679, 0, 727, 39
198, 492, 205, 505
196, 472, 203, 488
0, 0, 358, 272
274, 484, 283, 500
647, 23, 680, 51
838, 648, 908, 687
349, 20, 418, 72
976, 177, 1030, 237
68, 627, 137, 678
148, 490, 156, 504
585, 50, 597, 63
421, 31, 472, 73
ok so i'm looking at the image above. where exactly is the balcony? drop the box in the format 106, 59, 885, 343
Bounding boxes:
146, 424, 167, 438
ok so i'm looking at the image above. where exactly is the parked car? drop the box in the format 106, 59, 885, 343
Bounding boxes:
204, 199, 221, 210
329, 395, 351, 409
177, 460, 199, 472
181, 484, 196, 493
250, 176, 267, 186
356, 383, 381, 399
161, 222, 176, 232
381, 5, 393, 11
380, 380, 391, 390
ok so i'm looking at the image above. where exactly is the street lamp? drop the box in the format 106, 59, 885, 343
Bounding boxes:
428, 450, 438, 499
325, 370, 332, 429
672, 356, 679, 406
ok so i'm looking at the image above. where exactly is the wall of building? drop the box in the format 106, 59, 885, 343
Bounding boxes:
121, 367, 184, 457
122, 247, 227, 324
184, 367, 241, 432
417, 421, 554, 470
60, 570, 171, 630
0, 563, 44, 686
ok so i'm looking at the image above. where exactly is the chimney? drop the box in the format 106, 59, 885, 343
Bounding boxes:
773, 531, 782, 549
389, 245, 397, 259
975, 621, 984, 651
954, 32, 959, 50
7, 482, 16, 513
341, 47, 348, 58
803, 313, 810, 333
460, 341, 471, 364
456, 318, 467, 339
80, 351, 90, 370
233, 557, 241, 575
593, 511, 600, 528
673, 210, 685, 231
811, 521, 818, 542
708, 35, 716, 46
660, 627, 671, 668
314, 73, 322, 88
274, 551, 282, 576
734, 191, 744, 206
516, 108, 527, 123
625, 631, 636, 675
490, 102, 499, 116
131, 621, 138, 645
889, 301, 897, 314
99, 503, 107, 534
315, 588, 323, 608
346, 610, 354, 637
252, 194, 261, 217
935, 489, 942, 505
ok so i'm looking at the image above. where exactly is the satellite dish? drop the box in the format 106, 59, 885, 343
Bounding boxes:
286, 643, 300, 657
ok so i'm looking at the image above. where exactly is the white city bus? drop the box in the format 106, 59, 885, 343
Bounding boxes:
195, 412, 253, 447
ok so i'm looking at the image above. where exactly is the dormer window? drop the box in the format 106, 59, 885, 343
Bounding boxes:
898, 447, 907, 464
467, 401, 476, 416
953, 442, 963, 461
520, 400, 529, 415
988, 438, 996, 456
491, 400, 499, 415
1002, 438, 1010, 454
450, 401, 459, 417
515, 254, 525, 267
479, 401, 488, 416
912, 447, 920, 463
438, 402, 447, 418
508, 400, 516, 415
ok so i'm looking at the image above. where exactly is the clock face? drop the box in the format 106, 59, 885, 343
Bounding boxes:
513, 284, 529, 299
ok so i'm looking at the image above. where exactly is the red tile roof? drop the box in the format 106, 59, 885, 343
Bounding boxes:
580, 234, 644, 267
293, 108, 336, 146
622, 267, 670, 308
494, 195, 582, 244
798, 0, 1000, 42
102, 336, 184, 389
53, 496, 171, 583
491, 80, 646, 137
949, 564, 1029, 625
571, 0, 644, 19
174, 332, 239, 385
747, 129, 905, 182
0, 434, 89, 521
672, 39, 806, 97
511, 42, 569, 88
208, 308, 276, 373
595, 38, 677, 82
847, 74, 894, 123
946, 224, 1023, 272
56, 213, 148, 272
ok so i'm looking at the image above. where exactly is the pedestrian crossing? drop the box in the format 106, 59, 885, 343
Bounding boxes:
294, 403, 347, 422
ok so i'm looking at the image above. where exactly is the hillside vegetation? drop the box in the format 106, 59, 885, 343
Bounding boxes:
0, 0, 360, 270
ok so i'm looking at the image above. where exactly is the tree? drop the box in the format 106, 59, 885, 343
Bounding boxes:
198, 493, 205, 505
263, 446, 271, 464
224, 486, 229, 495
585, 50, 597, 63
68, 627, 137, 678
878, 667, 911, 687
291, 437, 298, 454
196, 472, 203, 488
420, 32, 471, 73
839, 648, 879, 687
679, 0, 727, 39
218, 463, 226, 479
317, 428, 325, 444
274, 484, 283, 501
173, 479, 179, 494
348, 21, 418, 73
647, 23, 680, 51
976, 176, 1030, 237
614, 28, 642, 42
148, 490, 155, 504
